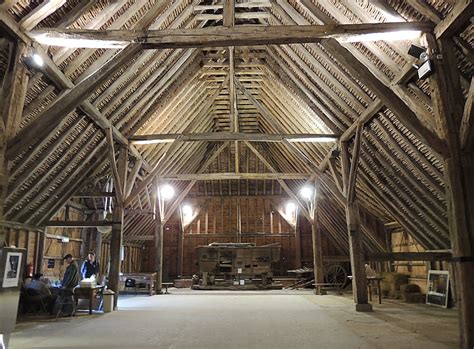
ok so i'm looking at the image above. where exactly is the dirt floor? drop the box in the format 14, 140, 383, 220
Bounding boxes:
9, 289, 459, 349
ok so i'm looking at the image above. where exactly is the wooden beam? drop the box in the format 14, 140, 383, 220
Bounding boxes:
341, 136, 371, 311
434, 0, 474, 39
319, 99, 383, 173
460, 78, 474, 150
0, 220, 44, 232
0, 41, 29, 245
327, 158, 343, 194
72, 191, 115, 198
44, 221, 118, 227
123, 235, 155, 241
244, 141, 314, 224
125, 158, 143, 199
345, 201, 371, 311
130, 132, 339, 143
0, 13, 151, 172
154, 213, 164, 294
106, 128, 124, 205
6, 45, 141, 159
35, 230, 46, 274
162, 172, 311, 181
366, 252, 452, 262
29, 22, 434, 49
427, 35, 474, 349
55, 0, 97, 29
19, 0, 67, 31
109, 204, 124, 308
312, 180, 324, 290
124, 76, 229, 206
162, 142, 230, 224
320, 38, 446, 157
346, 124, 363, 204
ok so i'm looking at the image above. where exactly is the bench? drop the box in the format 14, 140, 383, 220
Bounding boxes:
313, 283, 345, 295
162, 283, 174, 294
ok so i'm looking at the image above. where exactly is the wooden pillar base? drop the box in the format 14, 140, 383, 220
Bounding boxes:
355, 303, 373, 312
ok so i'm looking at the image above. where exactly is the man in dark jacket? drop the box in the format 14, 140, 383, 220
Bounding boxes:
81, 252, 100, 279
61, 254, 80, 290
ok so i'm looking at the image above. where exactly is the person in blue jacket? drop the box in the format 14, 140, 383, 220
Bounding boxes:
81, 252, 100, 279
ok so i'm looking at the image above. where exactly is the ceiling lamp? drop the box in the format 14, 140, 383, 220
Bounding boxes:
182, 204, 193, 217
286, 202, 297, 217
32, 53, 44, 67
300, 186, 313, 201
160, 184, 175, 200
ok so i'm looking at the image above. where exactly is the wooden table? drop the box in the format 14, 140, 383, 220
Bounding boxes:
348, 276, 384, 304
74, 286, 104, 314
367, 277, 384, 304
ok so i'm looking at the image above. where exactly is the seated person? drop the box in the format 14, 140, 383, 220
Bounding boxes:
81, 252, 100, 279
26, 273, 56, 314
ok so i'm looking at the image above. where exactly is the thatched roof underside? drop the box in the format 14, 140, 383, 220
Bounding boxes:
1, 0, 472, 252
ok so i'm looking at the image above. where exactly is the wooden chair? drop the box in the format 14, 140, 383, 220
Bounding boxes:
25, 288, 48, 314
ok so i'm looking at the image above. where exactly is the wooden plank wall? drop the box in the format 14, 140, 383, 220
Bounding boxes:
142, 196, 344, 279
81, 229, 144, 276
98, 242, 143, 275
4, 205, 143, 281
4, 206, 83, 280
390, 229, 435, 293
3, 226, 39, 276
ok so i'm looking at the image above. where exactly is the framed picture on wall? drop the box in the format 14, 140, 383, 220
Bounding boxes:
2, 251, 23, 288
426, 270, 450, 308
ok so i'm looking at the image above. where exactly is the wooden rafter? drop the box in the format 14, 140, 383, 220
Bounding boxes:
29, 22, 433, 48
162, 173, 311, 181
434, 0, 474, 39
130, 132, 339, 143
162, 142, 230, 223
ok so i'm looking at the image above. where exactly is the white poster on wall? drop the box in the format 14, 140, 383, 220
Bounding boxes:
2, 252, 22, 288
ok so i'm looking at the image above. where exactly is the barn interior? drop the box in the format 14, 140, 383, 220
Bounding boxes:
0, 0, 473, 348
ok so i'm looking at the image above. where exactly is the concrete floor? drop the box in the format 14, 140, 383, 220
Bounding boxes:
10, 289, 458, 349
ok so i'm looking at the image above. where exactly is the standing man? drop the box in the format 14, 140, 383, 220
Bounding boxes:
61, 254, 80, 290
81, 252, 100, 279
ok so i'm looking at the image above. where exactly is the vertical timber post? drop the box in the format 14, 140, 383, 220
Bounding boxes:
154, 215, 164, 294
0, 41, 29, 245
341, 138, 371, 312
427, 35, 474, 349
294, 215, 302, 269
109, 204, 123, 308
35, 228, 46, 274
312, 180, 324, 293
108, 146, 127, 308
154, 178, 164, 294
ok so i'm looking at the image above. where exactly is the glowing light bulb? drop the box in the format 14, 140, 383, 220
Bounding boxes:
300, 186, 313, 200
160, 184, 174, 200
286, 202, 296, 216
182, 204, 193, 217
32, 53, 43, 67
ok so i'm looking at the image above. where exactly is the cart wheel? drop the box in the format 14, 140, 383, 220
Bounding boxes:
324, 264, 348, 288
